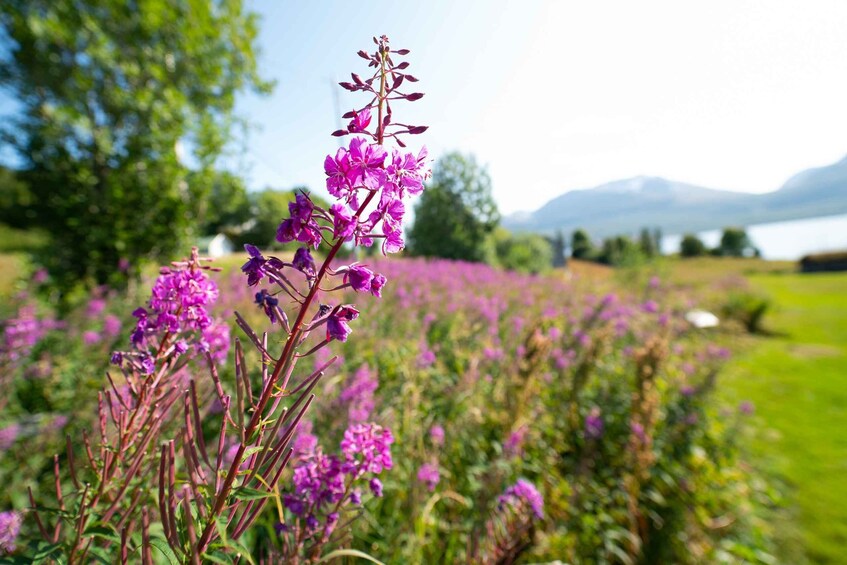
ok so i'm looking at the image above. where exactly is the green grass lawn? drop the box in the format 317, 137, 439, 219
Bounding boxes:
719, 271, 847, 564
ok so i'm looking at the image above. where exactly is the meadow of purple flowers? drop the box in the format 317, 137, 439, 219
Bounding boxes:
0, 253, 774, 562
0, 36, 773, 563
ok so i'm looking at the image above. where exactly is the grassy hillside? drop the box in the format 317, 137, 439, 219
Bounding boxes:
663, 257, 846, 563
720, 272, 847, 563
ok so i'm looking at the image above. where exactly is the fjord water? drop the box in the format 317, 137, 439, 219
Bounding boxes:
661, 213, 847, 260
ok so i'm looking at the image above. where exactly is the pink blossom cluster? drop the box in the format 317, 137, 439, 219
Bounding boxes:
240, 36, 429, 352
130, 264, 219, 346
323, 139, 428, 254
1, 303, 62, 363
114, 248, 229, 374
498, 479, 544, 520
339, 364, 378, 423
282, 422, 393, 541
0, 511, 21, 554
339, 422, 394, 479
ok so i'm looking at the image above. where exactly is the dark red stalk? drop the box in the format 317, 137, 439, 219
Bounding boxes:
194, 45, 392, 555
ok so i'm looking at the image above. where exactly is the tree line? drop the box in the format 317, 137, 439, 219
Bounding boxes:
0, 0, 759, 298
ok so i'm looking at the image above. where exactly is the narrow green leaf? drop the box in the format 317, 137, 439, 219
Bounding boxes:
231, 486, 272, 501
220, 538, 256, 565
82, 523, 121, 543
29, 542, 64, 563
314, 549, 387, 565
148, 536, 181, 565
202, 550, 236, 564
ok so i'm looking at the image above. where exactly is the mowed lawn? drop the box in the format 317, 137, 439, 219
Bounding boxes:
720, 271, 847, 564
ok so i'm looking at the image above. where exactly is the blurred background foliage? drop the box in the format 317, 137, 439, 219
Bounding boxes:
0, 0, 271, 296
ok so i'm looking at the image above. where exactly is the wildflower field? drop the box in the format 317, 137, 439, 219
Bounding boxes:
0, 245, 786, 562
0, 31, 842, 565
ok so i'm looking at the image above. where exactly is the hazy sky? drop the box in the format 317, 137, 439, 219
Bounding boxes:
233, 0, 847, 214
1, 1, 844, 215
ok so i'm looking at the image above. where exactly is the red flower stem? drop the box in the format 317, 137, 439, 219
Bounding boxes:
195, 45, 389, 555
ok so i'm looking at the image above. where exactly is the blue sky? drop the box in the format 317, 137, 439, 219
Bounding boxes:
230, 0, 546, 210
3, 1, 847, 215
232, 0, 847, 214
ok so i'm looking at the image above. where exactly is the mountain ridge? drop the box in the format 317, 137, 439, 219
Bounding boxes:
503, 156, 847, 237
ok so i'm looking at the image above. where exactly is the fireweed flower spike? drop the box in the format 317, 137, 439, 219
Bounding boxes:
182, 34, 428, 560
28, 248, 231, 562
475, 479, 545, 563
28, 36, 428, 563
499, 479, 545, 520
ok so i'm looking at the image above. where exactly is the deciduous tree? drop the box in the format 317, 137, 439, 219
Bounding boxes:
408, 152, 499, 262
0, 0, 271, 293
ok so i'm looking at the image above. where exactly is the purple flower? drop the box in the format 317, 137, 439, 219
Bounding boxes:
85, 298, 106, 319
0, 424, 21, 451
293, 420, 318, 458
584, 407, 604, 440
325, 147, 353, 198
347, 107, 371, 133
350, 489, 363, 505
631, 421, 646, 441
255, 289, 279, 324
149, 268, 218, 333
347, 137, 387, 190
504, 425, 528, 457
331, 203, 357, 241
417, 348, 436, 368
285, 450, 345, 517
369, 478, 383, 498
201, 321, 230, 362
276, 193, 323, 249
128, 259, 219, 349
139, 355, 156, 376
345, 265, 374, 292
340, 364, 378, 423
0, 511, 22, 554
707, 344, 731, 360
343, 265, 387, 298
33, 268, 48, 284
83, 331, 101, 346
739, 401, 755, 415
241, 244, 268, 286
103, 315, 122, 337
370, 273, 387, 297
47, 415, 69, 433
641, 300, 659, 313
326, 305, 359, 342
293, 247, 316, 279
429, 424, 445, 447
110, 351, 123, 366
2, 304, 61, 362
324, 512, 340, 537
381, 226, 405, 255
483, 347, 504, 361
417, 463, 440, 492
340, 423, 394, 478
386, 146, 429, 197
498, 479, 544, 519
